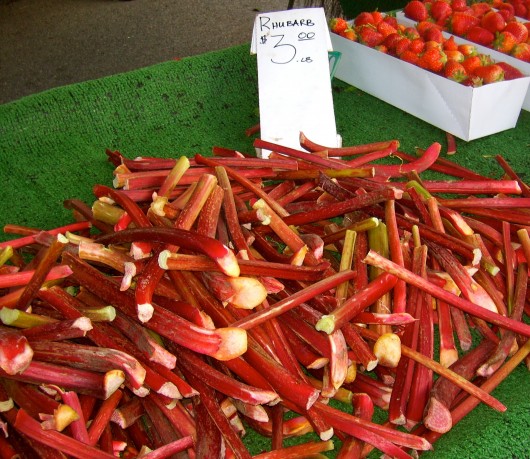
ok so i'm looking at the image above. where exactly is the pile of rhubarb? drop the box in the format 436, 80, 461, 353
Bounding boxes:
0, 133, 529, 459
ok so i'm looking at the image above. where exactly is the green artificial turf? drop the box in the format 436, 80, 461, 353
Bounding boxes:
0, 43, 529, 457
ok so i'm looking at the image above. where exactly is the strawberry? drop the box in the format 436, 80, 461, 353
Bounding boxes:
449, 12, 480, 36
358, 25, 385, 47
375, 44, 389, 53
445, 49, 465, 61
511, 42, 530, 62
371, 10, 384, 25
480, 11, 506, 33
382, 15, 399, 28
493, 30, 518, 53
497, 3, 515, 21
443, 35, 459, 51
400, 49, 422, 65
403, 26, 421, 40
329, 17, 348, 34
470, 2, 492, 17
383, 32, 403, 53
403, 0, 429, 21
409, 37, 426, 53
458, 43, 478, 57
354, 12, 375, 27
466, 26, 495, 46
496, 61, 525, 79
424, 39, 443, 50
416, 21, 439, 38
503, 22, 529, 44
512, 3, 528, 19
341, 27, 357, 41
472, 63, 505, 83
430, 0, 453, 25
444, 59, 469, 82
395, 36, 413, 56
451, 0, 469, 12
377, 20, 398, 37
461, 55, 483, 74
424, 25, 445, 42
418, 46, 447, 72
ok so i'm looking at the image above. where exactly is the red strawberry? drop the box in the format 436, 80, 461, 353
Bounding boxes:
418, 46, 447, 72
377, 20, 398, 37
472, 63, 505, 83
430, 0, 453, 25
341, 27, 357, 41
424, 25, 445, 42
403, 0, 429, 21
480, 11, 506, 33
466, 26, 495, 46
358, 25, 385, 47
497, 3, 515, 21
375, 44, 389, 53
409, 37, 426, 53
382, 15, 399, 28
395, 36, 413, 56
470, 2, 492, 17
461, 55, 483, 73
496, 61, 525, 79
451, 0, 469, 12
416, 21, 439, 38
403, 26, 421, 40
383, 32, 403, 53
503, 22, 529, 44
493, 30, 518, 53
445, 49, 465, 61
458, 43, 479, 57
511, 42, 530, 62
512, 3, 528, 19
400, 49, 422, 65
354, 12, 375, 27
371, 10, 384, 25
449, 12, 480, 36
444, 59, 469, 82
443, 35, 459, 51
329, 17, 348, 34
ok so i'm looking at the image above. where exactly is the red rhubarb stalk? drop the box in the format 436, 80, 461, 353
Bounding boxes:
363, 250, 530, 338
0, 326, 34, 374
14, 409, 116, 459
299, 131, 399, 156
315, 272, 397, 335
95, 226, 240, 277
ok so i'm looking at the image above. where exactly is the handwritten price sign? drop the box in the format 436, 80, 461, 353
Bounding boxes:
251, 8, 340, 158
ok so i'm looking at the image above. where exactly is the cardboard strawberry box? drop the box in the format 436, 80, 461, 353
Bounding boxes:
330, 31, 530, 141
396, 10, 530, 112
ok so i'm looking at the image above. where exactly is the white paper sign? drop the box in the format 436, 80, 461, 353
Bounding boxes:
251, 8, 340, 157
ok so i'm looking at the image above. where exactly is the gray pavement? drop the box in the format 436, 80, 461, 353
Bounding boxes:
1, 0, 336, 104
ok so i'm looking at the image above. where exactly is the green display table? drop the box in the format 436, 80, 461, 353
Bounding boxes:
0, 44, 529, 458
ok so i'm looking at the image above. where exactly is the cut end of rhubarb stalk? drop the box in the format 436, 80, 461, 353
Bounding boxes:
228, 277, 268, 310
373, 333, 401, 368
423, 396, 452, 434
315, 314, 336, 335
215, 249, 241, 278
137, 302, 154, 323
209, 327, 248, 361
158, 250, 171, 270
103, 369, 126, 400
